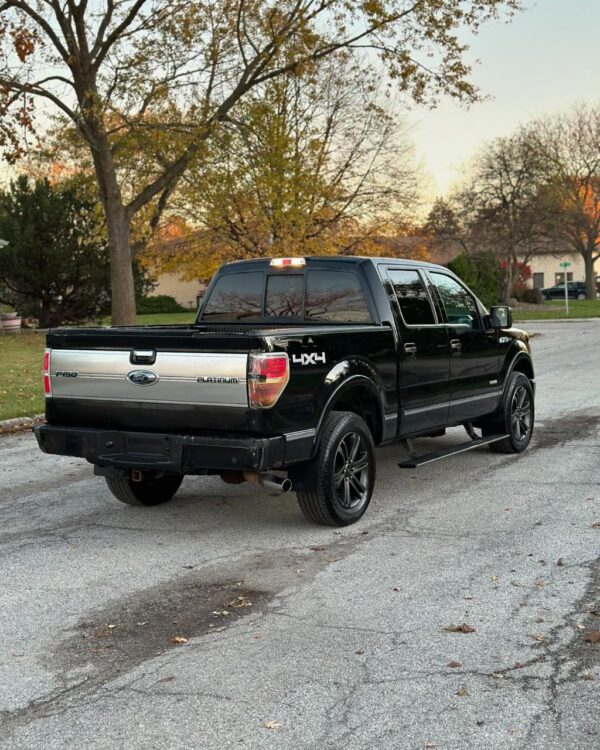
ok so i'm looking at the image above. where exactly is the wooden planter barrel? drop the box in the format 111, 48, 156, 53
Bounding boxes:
0, 313, 22, 333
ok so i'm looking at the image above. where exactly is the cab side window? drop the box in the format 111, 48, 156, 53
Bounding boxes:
388, 269, 436, 325
430, 273, 479, 329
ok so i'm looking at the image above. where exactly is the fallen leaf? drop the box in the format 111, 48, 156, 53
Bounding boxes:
106, 624, 117, 629
476, 720, 485, 727
392, 586, 402, 592
424, 743, 437, 749
513, 661, 523, 669
309, 545, 326, 552
490, 575, 498, 582
492, 672, 504, 680
356, 649, 365, 655
576, 624, 585, 630
264, 721, 282, 730
444, 623, 476, 634
580, 673, 595, 681
590, 522, 600, 529
508, 726, 519, 735
159, 676, 176, 683
556, 558, 564, 567
510, 581, 523, 587
212, 610, 230, 617
463, 594, 474, 600
585, 630, 600, 644
171, 636, 188, 645
228, 597, 253, 608
455, 687, 469, 697
531, 634, 545, 642
447, 660, 462, 668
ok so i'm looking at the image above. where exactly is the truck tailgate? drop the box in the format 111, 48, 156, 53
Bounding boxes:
49, 348, 249, 407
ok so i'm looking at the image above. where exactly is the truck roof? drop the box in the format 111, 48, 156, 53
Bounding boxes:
219, 256, 449, 273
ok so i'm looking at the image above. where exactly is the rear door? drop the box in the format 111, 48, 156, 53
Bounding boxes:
426, 271, 500, 423
385, 267, 450, 436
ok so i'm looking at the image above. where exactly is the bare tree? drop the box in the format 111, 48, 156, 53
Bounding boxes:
451, 129, 548, 303
0, 0, 520, 323
530, 103, 600, 298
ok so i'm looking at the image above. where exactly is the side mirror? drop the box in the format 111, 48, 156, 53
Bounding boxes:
490, 305, 512, 329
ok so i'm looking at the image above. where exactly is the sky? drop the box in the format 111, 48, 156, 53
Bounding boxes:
409, 0, 600, 201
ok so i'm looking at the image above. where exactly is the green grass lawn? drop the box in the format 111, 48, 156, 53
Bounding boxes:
0, 331, 46, 420
0, 312, 197, 421
513, 299, 600, 320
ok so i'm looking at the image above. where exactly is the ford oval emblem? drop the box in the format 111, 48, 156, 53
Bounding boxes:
127, 369, 159, 386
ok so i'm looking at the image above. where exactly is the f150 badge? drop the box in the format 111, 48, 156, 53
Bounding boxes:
292, 352, 326, 366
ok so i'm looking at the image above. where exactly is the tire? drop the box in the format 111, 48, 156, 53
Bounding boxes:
482, 372, 534, 454
105, 472, 183, 506
295, 411, 375, 526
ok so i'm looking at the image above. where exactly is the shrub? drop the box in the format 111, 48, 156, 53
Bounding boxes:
448, 252, 501, 308
520, 288, 543, 305
136, 294, 184, 314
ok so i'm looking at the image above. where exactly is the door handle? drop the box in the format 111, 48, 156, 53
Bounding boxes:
404, 343, 418, 356
450, 339, 462, 354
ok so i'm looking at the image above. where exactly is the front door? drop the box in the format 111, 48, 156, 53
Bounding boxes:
386, 267, 450, 436
427, 271, 500, 424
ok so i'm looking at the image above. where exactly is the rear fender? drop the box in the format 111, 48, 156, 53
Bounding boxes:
312, 358, 387, 455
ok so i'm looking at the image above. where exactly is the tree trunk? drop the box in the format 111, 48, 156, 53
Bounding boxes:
105, 204, 136, 325
583, 249, 597, 300
502, 256, 513, 305
89, 138, 137, 325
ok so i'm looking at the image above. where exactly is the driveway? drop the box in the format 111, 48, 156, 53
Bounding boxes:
0, 320, 599, 749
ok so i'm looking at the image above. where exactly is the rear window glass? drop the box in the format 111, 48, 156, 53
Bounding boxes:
202, 272, 263, 320
304, 270, 371, 323
388, 269, 435, 325
265, 275, 303, 317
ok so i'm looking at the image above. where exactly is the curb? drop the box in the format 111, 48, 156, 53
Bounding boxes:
514, 317, 600, 324
0, 414, 44, 434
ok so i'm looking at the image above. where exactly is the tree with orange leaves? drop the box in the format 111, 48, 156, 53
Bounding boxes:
531, 103, 600, 298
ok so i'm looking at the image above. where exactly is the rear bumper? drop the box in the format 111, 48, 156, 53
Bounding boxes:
34, 424, 286, 473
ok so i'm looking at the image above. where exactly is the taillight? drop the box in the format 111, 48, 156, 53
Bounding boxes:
248, 353, 289, 408
43, 349, 52, 396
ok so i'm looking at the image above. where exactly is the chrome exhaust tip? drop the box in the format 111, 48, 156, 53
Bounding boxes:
243, 471, 293, 493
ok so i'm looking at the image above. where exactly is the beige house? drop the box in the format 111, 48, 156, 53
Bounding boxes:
150, 273, 205, 309
523, 251, 597, 290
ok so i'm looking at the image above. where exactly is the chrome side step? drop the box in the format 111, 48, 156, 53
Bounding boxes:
398, 434, 509, 469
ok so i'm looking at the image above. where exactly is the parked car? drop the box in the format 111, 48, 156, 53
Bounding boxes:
542, 281, 587, 300
34, 256, 535, 526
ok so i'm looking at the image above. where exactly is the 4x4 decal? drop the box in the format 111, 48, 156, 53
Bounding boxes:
292, 352, 326, 366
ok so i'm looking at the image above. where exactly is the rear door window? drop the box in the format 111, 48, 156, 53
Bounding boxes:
388, 269, 436, 325
304, 270, 371, 323
201, 272, 263, 320
265, 275, 304, 317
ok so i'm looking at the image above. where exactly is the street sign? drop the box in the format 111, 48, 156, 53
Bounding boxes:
559, 261, 571, 268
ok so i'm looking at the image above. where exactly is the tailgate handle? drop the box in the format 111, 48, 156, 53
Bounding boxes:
130, 349, 156, 365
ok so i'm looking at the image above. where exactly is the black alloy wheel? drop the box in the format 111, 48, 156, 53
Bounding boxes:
484, 372, 535, 454
332, 431, 371, 511
295, 411, 376, 526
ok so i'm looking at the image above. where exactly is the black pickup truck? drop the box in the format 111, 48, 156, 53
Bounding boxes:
35, 256, 535, 526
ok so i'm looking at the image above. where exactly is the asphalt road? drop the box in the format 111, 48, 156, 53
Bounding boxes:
1, 320, 599, 750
